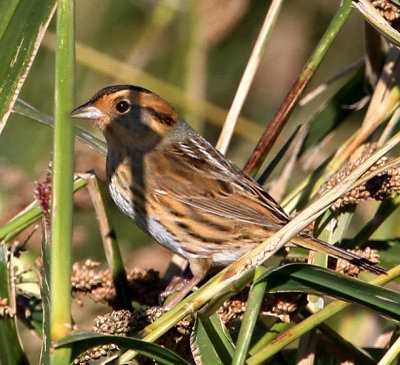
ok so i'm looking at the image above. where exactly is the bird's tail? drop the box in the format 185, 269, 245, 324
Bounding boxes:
291, 234, 386, 275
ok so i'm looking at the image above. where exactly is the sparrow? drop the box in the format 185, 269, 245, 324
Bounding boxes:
71, 85, 385, 308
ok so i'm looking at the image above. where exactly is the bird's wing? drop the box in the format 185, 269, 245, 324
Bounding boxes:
150, 136, 289, 230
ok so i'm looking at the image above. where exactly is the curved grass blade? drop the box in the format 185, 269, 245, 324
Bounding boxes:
248, 265, 400, 364
56, 332, 190, 365
13, 99, 107, 155
255, 264, 400, 320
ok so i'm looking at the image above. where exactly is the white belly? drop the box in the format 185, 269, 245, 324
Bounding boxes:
108, 178, 198, 261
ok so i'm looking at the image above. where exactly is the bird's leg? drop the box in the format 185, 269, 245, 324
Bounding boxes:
162, 257, 211, 310
162, 275, 203, 310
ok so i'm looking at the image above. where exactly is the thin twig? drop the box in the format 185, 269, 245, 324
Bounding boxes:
80, 172, 132, 310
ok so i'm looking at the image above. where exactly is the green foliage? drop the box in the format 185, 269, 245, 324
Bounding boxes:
257, 264, 400, 320
0, 0, 56, 132
57, 332, 190, 365
193, 313, 235, 365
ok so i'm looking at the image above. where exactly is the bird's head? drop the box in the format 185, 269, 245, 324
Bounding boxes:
72, 85, 182, 151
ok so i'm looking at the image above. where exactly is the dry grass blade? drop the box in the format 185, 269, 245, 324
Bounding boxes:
377, 334, 400, 365
378, 106, 400, 145
81, 173, 119, 273
354, 0, 400, 47
79, 172, 132, 310
216, 0, 284, 154
333, 46, 400, 169
244, 0, 355, 175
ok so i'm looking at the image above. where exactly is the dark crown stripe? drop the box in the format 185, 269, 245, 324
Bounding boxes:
144, 106, 175, 126
90, 85, 151, 103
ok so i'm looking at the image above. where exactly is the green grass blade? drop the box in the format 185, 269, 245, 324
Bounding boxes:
56, 332, 190, 365
249, 320, 288, 355
248, 266, 400, 364
0, 0, 19, 39
13, 99, 107, 155
192, 313, 234, 365
232, 267, 267, 365
0, 0, 56, 133
255, 264, 400, 320
50, 1, 75, 364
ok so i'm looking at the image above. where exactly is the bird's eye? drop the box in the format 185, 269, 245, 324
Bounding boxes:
116, 100, 130, 114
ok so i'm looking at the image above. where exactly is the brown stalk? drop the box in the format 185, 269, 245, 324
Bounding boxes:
244, 76, 307, 176
243, 0, 354, 176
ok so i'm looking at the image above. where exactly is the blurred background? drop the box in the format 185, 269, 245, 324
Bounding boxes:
3, 0, 400, 361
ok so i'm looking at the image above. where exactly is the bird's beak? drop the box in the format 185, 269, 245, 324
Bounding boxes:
71, 102, 104, 119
